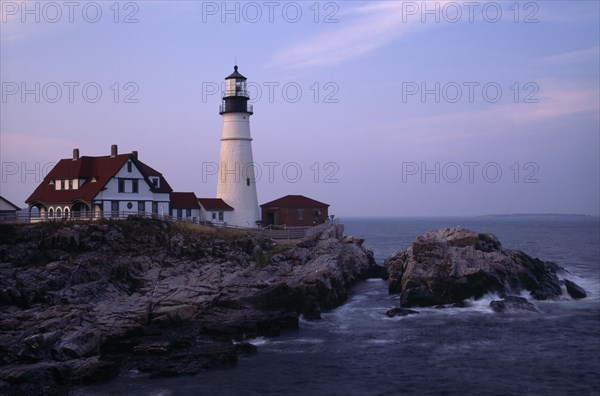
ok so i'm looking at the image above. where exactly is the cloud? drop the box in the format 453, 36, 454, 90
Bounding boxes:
543, 47, 600, 64
383, 81, 599, 145
268, 1, 452, 69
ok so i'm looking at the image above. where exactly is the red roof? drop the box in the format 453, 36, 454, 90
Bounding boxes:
198, 198, 234, 211
170, 192, 200, 209
260, 195, 329, 208
26, 153, 172, 205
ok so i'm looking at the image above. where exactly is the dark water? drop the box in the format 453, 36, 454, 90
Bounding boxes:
75, 217, 600, 396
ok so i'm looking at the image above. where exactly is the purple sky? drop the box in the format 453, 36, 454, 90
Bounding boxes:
1, 1, 599, 216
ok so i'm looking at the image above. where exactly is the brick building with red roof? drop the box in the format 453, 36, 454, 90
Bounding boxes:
260, 195, 329, 227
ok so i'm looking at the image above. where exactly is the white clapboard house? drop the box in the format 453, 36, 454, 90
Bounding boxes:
26, 145, 172, 218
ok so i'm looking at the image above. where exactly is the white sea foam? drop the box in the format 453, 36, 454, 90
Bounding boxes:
365, 339, 394, 345
247, 336, 269, 346
147, 389, 174, 396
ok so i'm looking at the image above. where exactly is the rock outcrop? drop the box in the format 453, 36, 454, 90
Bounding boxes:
0, 219, 376, 393
385, 307, 419, 317
563, 279, 587, 299
489, 296, 539, 313
384, 227, 585, 308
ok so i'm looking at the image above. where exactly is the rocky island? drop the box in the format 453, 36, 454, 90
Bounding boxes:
384, 227, 587, 313
0, 219, 376, 394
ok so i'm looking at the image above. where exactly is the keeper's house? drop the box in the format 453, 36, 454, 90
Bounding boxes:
260, 195, 329, 227
26, 145, 172, 218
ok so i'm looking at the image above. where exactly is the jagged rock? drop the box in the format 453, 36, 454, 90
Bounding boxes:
0, 219, 376, 392
384, 227, 566, 307
364, 264, 386, 279
385, 307, 419, 317
343, 235, 364, 246
563, 279, 587, 299
67, 357, 119, 384
490, 296, 538, 313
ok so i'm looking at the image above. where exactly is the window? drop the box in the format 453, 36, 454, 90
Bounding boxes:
127, 202, 133, 210
68, 179, 73, 190
186, 209, 191, 217
127, 161, 132, 173
56, 180, 62, 190
212, 212, 216, 220
246, 177, 250, 186
118, 179, 125, 193
138, 201, 145, 213
297, 209, 304, 220
152, 202, 158, 214
152, 177, 159, 188
315, 209, 321, 217
132, 179, 139, 193
111, 201, 119, 216
218, 211, 224, 221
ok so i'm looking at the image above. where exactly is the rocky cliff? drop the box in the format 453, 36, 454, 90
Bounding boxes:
0, 219, 376, 394
384, 227, 586, 308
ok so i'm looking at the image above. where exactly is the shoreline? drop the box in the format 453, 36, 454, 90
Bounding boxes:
0, 218, 377, 394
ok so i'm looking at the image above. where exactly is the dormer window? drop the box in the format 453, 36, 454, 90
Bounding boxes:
152, 177, 159, 188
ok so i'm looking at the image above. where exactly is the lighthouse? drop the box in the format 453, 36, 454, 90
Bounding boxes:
216, 65, 260, 227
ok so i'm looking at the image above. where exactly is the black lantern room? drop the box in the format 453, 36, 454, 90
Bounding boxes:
219, 65, 253, 115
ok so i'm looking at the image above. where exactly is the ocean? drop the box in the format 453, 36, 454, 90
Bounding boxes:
75, 217, 600, 396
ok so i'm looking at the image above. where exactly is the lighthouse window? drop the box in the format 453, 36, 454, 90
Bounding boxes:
246, 178, 250, 186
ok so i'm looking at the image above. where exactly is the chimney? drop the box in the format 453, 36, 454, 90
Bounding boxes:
73, 148, 79, 161
132, 151, 138, 160
111, 144, 118, 158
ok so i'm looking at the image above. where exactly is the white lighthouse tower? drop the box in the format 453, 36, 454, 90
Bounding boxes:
217, 65, 259, 227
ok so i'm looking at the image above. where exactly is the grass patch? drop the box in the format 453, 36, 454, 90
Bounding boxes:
253, 243, 296, 266
268, 243, 296, 256
169, 221, 251, 240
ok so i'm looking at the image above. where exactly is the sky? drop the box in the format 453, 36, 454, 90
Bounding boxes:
1, 0, 599, 217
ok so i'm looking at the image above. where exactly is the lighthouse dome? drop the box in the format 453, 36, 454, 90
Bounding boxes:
225, 65, 247, 80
